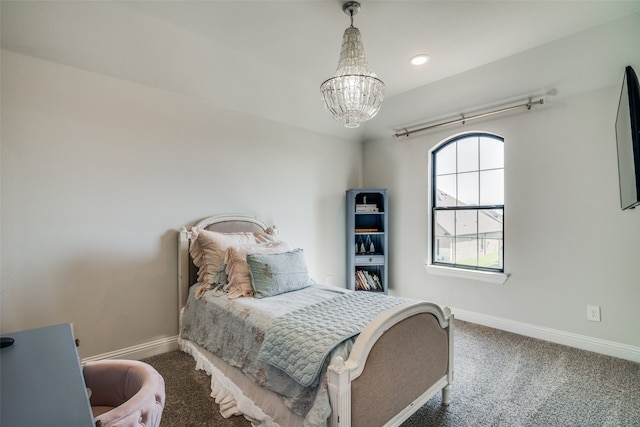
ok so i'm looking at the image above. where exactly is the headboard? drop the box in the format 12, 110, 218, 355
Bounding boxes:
177, 214, 272, 326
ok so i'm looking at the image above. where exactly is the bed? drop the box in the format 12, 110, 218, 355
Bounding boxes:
177, 214, 454, 427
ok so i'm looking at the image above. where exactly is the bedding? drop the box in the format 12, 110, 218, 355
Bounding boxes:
181, 283, 351, 424
180, 282, 415, 425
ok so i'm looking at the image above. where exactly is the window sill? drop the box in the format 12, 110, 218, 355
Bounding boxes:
425, 264, 510, 284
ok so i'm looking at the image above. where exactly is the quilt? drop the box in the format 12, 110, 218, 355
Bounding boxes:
258, 291, 410, 386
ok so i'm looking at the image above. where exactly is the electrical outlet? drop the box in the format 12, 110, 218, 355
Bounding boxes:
587, 305, 601, 322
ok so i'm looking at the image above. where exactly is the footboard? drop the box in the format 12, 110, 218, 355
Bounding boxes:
327, 302, 453, 427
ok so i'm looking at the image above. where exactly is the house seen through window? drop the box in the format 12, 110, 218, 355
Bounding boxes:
430, 132, 504, 272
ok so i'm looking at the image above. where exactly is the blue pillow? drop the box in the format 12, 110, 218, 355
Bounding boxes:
246, 249, 314, 298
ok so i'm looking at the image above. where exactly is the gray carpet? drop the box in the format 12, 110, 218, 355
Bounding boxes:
142, 320, 640, 426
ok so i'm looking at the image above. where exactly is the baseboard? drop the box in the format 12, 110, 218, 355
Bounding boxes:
82, 335, 180, 363
452, 308, 640, 363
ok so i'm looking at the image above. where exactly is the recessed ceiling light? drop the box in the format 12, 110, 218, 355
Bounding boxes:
410, 54, 430, 66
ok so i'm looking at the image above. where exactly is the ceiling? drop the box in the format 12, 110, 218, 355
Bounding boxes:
2, 1, 640, 142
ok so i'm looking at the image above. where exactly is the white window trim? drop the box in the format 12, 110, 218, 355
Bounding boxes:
427, 131, 509, 285
425, 263, 510, 284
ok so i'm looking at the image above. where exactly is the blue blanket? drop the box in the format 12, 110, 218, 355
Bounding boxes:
257, 291, 410, 387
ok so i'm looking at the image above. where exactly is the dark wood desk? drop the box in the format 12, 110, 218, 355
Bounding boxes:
0, 323, 95, 426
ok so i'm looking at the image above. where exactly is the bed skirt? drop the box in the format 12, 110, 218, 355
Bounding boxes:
179, 338, 305, 427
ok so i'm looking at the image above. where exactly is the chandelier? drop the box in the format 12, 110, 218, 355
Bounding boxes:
320, 1, 385, 128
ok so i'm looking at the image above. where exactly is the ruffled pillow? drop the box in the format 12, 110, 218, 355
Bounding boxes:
223, 241, 291, 298
189, 227, 276, 287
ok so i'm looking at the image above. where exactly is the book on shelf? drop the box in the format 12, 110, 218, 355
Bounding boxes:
355, 270, 370, 290
355, 269, 382, 291
355, 228, 379, 232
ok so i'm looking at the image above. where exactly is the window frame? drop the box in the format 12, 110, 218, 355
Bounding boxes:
426, 132, 509, 284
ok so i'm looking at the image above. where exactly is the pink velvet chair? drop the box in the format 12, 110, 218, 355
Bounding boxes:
83, 359, 165, 427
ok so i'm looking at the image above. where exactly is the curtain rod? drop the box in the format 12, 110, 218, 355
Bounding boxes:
393, 98, 545, 139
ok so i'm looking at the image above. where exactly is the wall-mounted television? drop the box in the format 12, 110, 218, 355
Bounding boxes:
615, 65, 640, 210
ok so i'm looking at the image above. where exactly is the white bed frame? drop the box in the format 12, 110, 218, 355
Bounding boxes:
178, 214, 454, 427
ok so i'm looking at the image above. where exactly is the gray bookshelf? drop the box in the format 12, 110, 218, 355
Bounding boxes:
346, 188, 388, 293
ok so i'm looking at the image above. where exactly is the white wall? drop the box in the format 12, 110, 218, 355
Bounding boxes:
3, 8, 639, 361
363, 81, 640, 350
0, 50, 362, 358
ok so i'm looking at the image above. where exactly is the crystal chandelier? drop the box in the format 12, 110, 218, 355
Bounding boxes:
320, 1, 385, 128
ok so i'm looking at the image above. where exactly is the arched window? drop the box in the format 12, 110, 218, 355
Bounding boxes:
430, 132, 504, 272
